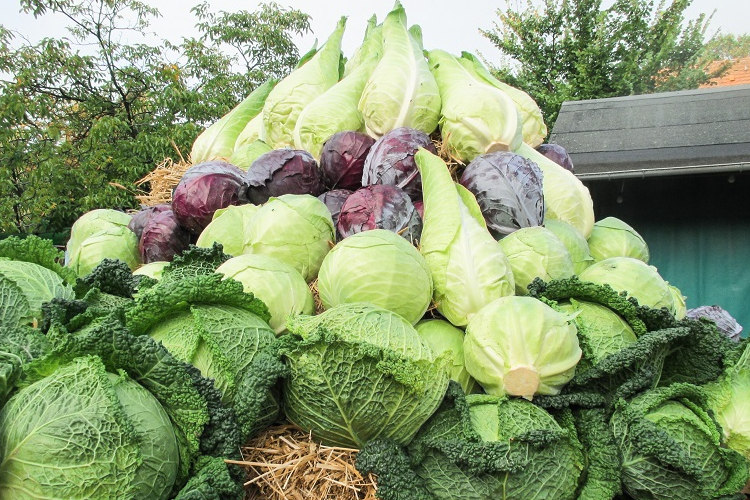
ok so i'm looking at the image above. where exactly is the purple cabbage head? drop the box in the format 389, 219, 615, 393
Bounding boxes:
139, 210, 191, 263
537, 144, 575, 173
172, 161, 244, 234
460, 151, 545, 239
320, 131, 375, 191
128, 204, 171, 241
361, 127, 437, 201
318, 189, 353, 229
337, 185, 422, 242
686, 305, 743, 342
240, 149, 325, 205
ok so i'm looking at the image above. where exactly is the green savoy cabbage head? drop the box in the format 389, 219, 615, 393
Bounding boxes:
587, 216, 650, 263
498, 226, 575, 295
463, 296, 581, 400
0, 357, 179, 500
216, 253, 314, 334
579, 257, 676, 315
611, 383, 748, 500
245, 194, 335, 282
356, 386, 585, 500
318, 229, 432, 325
415, 319, 479, 394
278, 303, 450, 448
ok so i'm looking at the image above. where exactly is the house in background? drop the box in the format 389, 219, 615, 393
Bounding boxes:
549, 84, 750, 332
700, 57, 750, 88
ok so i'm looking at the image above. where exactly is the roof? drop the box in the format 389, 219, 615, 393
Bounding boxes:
549, 85, 750, 180
700, 57, 750, 88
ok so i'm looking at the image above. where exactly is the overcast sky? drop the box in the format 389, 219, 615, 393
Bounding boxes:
2, 0, 747, 66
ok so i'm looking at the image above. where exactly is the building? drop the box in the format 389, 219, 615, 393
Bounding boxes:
549, 84, 750, 331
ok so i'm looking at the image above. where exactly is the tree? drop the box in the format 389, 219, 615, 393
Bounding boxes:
482, 0, 724, 131
0, 0, 310, 234
702, 33, 750, 60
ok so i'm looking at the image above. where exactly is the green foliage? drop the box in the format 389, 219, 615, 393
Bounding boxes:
702, 33, 750, 60
483, 0, 722, 129
0, 0, 310, 234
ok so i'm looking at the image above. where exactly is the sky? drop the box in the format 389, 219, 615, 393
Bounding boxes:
2, 0, 748, 67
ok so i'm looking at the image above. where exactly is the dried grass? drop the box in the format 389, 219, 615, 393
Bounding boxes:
308, 279, 326, 315
237, 424, 378, 500
134, 157, 192, 206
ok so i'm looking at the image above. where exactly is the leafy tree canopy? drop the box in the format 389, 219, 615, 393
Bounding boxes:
0, 0, 310, 234
482, 0, 725, 131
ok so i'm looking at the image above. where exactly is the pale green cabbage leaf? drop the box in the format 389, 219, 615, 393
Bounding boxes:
415, 148, 515, 327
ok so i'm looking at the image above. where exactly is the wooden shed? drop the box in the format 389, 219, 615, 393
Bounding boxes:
549, 84, 750, 331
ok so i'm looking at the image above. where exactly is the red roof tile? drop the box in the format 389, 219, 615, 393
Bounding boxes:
700, 57, 750, 87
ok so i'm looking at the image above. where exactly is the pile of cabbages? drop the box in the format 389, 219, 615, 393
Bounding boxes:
9, 0, 750, 498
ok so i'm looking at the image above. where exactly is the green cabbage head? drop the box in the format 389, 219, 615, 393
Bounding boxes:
498, 226, 575, 295
587, 216, 650, 263
357, 387, 585, 500
216, 254, 314, 334
415, 319, 479, 394
544, 219, 594, 274
65, 209, 132, 265
67, 226, 141, 277
318, 229, 432, 325
196, 203, 260, 257
279, 303, 450, 448
244, 194, 335, 282
612, 383, 749, 500
0, 357, 179, 500
579, 257, 676, 314
464, 296, 581, 400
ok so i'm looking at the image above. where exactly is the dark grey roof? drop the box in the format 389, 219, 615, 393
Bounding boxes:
549, 85, 750, 180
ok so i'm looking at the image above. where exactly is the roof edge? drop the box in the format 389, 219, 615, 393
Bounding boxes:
576, 162, 749, 181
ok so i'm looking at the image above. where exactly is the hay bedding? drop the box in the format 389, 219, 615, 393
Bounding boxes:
236, 424, 378, 500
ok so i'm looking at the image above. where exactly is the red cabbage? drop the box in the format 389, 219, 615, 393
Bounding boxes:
240, 149, 325, 205
337, 185, 422, 242
320, 131, 375, 191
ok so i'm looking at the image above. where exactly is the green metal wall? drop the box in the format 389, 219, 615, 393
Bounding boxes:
586, 171, 750, 335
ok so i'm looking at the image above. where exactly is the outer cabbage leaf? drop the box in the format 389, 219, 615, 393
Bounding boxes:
227, 140, 272, 170
343, 15, 382, 77
459, 51, 547, 148
358, 2, 440, 138
428, 49, 522, 163
415, 148, 514, 327
262, 17, 346, 148
0, 235, 76, 285
415, 319, 479, 394
293, 18, 382, 159
704, 341, 750, 462
196, 204, 260, 257
234, 113, 263, 150
579, 257, 675, 314
191, 79, 275, 164
515, 142, 595, 238
279, 303, 450, 448
0, 260, 74, 327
